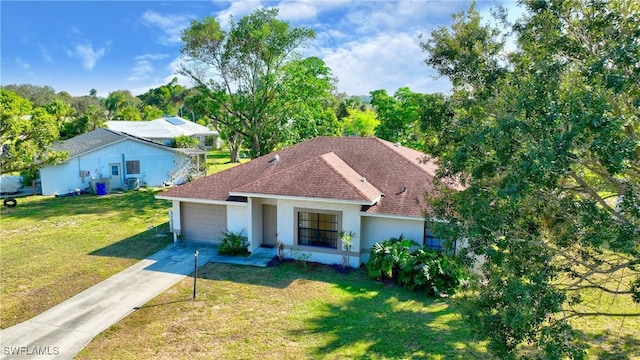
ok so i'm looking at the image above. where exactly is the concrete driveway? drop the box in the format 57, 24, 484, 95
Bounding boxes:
0, 244, 220, 360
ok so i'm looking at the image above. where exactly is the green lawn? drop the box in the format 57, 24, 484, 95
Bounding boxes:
206, 149, 249, 174
77, 263, 492, 360
0, 150, 238, 328
0, 188, 173, 328
564, 275, 640, 358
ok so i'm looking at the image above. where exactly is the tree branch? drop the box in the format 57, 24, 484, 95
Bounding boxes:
567, 171, 626, 221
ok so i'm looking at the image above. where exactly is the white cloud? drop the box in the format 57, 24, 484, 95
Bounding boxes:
38, 44, 54, 64
141, 10, 193, 45
320, 32, 447, 95
67, 43, 106, 70
128, 53, 170, 82
15, 57, 34, 77
165, 56, 199, 87
127, 56, 195, 96
63, 26, 109, 70
276, 1, 318, 21
215, 0, 263, 28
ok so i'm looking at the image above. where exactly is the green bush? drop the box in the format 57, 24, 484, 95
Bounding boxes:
218, 229, 249, 256
367, 235, 416, 280
171, 135, 199, 148
367, 235, 470, 297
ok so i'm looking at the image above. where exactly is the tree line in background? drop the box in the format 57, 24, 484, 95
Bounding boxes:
0, 79, 442, 173
1, 2, 638, 358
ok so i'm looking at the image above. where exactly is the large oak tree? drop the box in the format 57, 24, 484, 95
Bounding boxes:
422, 1, 639, 358
371, 87, 451, 151
180, 8, 338, 159
0, 89, 66, 175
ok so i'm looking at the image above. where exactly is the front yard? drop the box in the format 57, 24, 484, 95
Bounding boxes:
77, 262, 491, 359
1, 190, 637, 358
0, 189, 173, 328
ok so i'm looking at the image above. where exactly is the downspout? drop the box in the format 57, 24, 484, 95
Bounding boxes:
121, 153, 126, 187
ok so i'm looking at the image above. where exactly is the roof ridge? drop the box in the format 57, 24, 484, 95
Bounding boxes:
319, 152, 380, 202
373, 138, 436, 178
228, 155, 309, 192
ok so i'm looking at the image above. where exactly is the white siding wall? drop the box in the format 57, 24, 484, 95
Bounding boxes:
227, 203, 249, 237
249, 197, 261, 251
360, 215, 425, 263
40, 161, 79, 195
274, 198, 362, 267
39, 139, 186, 195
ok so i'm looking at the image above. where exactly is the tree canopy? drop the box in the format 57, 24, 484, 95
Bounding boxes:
180, 8, 337, 159
422, 1, 639, 358
341, 107, 378, 137
371, 87, 451, 151
105, 90, 140, 120
0, 89, 66, 174
138, 77, 187, 117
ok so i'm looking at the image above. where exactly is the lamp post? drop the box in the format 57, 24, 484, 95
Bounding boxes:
193, 250, 199, 300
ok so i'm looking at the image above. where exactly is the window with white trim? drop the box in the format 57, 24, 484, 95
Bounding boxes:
296, 210, 340, 249
126, 160, 140, 175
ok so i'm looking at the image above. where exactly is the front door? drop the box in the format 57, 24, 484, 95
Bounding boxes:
262, 204, 278, 246
109, 163, 122, 190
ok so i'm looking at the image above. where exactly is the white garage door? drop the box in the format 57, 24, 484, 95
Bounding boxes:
180, 203, 227, 243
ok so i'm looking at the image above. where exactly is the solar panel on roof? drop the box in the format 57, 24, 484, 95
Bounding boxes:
165, 117, 185, 125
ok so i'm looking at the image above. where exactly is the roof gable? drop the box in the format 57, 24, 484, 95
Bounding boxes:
52, 128, 198, 159
231, 152, 381, 204
52, 128, 126, 157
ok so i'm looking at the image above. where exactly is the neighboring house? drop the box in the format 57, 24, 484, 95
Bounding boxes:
157, 136, 458, 267
40, 128, 206, 196
106, 116, 219, 149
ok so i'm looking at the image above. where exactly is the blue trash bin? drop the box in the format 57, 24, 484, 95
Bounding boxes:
96, 182, 107, 196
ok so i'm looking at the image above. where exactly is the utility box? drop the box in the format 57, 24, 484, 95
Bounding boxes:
126, 177, 140, 191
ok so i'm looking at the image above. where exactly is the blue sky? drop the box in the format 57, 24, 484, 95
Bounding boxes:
1, 1, 521, 98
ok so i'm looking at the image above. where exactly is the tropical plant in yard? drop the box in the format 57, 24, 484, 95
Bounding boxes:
171, 135, 199, 148
339, 230, 357, 270
399, 249, 469, 296
218, 229, 249, 256
367, 235, 469, 296
367, 235, 416, 280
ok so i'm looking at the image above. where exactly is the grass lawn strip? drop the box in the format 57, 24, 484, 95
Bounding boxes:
78, 263, 491, 359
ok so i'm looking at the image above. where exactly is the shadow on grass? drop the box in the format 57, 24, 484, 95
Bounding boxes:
579, 329, 640, 359
197, 262, 490, 358
207, 153, 233, 164
89, 222, 173, 260
292, 283, 490, 359
0, 188, 170, 223
196, 261, 297, 289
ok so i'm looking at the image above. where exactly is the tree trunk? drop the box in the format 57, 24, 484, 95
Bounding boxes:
228, 132, 241, 163
250, 133, 261, 158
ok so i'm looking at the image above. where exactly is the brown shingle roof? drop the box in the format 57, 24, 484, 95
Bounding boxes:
231, 152, 381, 203
158, 136, 444, 217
